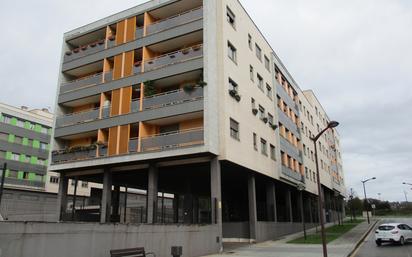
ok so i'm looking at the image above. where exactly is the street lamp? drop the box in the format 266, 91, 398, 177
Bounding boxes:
311, 121, 339, 257
361, 177, 376, 224
297, 183, 306, 240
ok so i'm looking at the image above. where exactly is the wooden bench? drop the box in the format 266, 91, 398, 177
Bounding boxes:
110, 247, 156, 257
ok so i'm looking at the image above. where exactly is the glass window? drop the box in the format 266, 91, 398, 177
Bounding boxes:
259, 105, 265, 120
268, 113, 274, 125
226, 7, 236, 28
81, 181, 88, 188
50, 176, 59, 184
253, 133, 257, 150
229, 78, 238, 91
257, 74, 263, 90
255, 44, 262, 61
230, 118, 239, 140
38, 159, 46, 166
11, 153, 19, 161
3, 116, 11, 124
17, 120, 24, 128
228, 42, 237, 63
251, 98, 256, 110
14, 136, 23, 144
270, 145, 276, 160
264, 55, 270, 71
260, 138, 267, 156
40, 142, 48, 150
249, 65, 254, 81
41, 127, 48, 134
248, 34, 252, 50
266, 84, 272, 99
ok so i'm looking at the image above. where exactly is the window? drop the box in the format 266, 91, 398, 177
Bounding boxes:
50, 176, 59, 184
3, 116, 11, 124
22, 172, 29, 180
14, 136, 22, 144
227, 42, 237, 63
255, 44, 262, 61
226, 7, 236, 28
257, 74, 263, 90
228, 78, 238, 91
264, 55, 270, 71
305, 167, 309, 179
248, 34, 252, 50
71, 179, 77, 186
253, 133, 257, 150
251, 98, 256, 110
38, 159, 46, 166
268, 113, 274, 125
260, 138, 267, 155
266, 84, 272, 99
8, 170, 18, 178
10, 153, 19, 161
249, 65, 254, 81
40, 142, 48, 150
41, 127, 48, 134
270, 145, 276, 160
17, 120, 24, 128
258, 105, 265, 120
81, 181, 88, 188
230, 118, 239, 140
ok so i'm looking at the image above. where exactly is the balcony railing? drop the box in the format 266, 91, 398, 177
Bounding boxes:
281, 165, 304, 183
143, 44, 203, 73
64, 40, 106, 63
1, 177, 45, 188
60, 71, 113, 94
146, 7, 203, 35
56, 88, 203, 128
51, 128, 204, 164
140, 128, 204, 152
56, 108, 100, 127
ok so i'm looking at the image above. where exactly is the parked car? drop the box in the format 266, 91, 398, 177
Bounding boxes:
375, 223, 412, 246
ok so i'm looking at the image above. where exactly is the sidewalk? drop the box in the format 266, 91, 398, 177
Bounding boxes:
204, 220, 377, 257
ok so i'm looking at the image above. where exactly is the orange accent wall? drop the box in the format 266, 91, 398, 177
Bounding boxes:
108, 126, 119, 156
180, 118, 203, 130
73, 103, 94, 113
143, 12, 156, 36
126, 17, 137, 42
69, 138, 92, 147
116, 20, 126, 45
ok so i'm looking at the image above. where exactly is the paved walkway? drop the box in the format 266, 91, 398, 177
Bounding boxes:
204, 220, 375, 257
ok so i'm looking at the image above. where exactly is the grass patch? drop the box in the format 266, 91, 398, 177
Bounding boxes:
287, 219, 364, 244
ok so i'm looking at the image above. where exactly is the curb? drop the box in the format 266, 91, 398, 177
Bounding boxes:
346, 219, 380, 257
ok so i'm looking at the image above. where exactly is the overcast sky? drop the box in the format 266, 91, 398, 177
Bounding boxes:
0, 0, 411, 202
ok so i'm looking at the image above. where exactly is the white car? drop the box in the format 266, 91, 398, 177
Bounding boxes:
375, 223, 412, 246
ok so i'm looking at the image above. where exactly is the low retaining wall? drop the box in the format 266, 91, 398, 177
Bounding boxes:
0, 222, 220, 257
256, 221, 317, 242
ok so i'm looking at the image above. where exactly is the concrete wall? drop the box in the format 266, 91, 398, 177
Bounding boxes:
0, 222, 220, 257
0, 189, 58, 222
255, 221, 317, 242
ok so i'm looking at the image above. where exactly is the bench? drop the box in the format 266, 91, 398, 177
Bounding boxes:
110, 247, 156, 257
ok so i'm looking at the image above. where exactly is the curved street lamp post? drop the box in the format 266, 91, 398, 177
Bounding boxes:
311, 121, 339, 257
361, 177, 376, 224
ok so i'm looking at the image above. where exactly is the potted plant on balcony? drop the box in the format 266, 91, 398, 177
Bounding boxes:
181, 48, 190, 55
252, 108, 258, 115
183, 84, 195, 94
73, 48, 80, 53
229, 89, 237, 97
198, 80, 207, 88
271, 124, 278, 130
90, 42, 97, 48
192, 44, 201, 51
108, 35, 116, 41
97, 39, 105, 45
81, 45, 88, 51
144, 80, 156, 97
262, 117, 268, 124
234, 93, 241, 102
65, 50, 72, 56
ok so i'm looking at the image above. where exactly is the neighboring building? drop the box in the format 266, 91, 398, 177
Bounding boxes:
49, 0, 345, 255
0, 103, 95, 221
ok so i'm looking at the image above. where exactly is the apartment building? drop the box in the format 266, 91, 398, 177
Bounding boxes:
50, 0, 345, 254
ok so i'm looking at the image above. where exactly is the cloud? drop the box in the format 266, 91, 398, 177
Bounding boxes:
0, 0, 410, 201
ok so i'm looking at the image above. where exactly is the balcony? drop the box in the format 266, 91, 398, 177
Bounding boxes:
2, 177, 45, 188
56, 87, 203, 128
279, 136, 302, 161
143, 44, 203, 73
60, 44, 203, 94
64, 39, 106, 63
51, 128, 204, 164
281, 165, 304, 183
146, 7, 203, 35
60, 72, 111, 94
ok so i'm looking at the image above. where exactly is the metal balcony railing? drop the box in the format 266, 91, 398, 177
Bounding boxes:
281, 165, 304, 183
51, 128, 204, 164
146, 7, 203, 35
56, 88, 203, 128
60, 71, 113, 93
1, 177, 45, 188
56, 108, 100, 127
140, 128, 204, 152
143, 44, 203, 73
63, 40, 106, 63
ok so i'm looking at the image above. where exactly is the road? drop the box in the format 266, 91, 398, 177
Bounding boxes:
355, 218, 412, 257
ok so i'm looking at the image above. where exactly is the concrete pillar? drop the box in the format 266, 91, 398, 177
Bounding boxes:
100, 169, 112, 223
248, 174, 258, 241
112, 185, 121, 222
308, 197, 314, 223
286, 188, 293, 222
173, 193, 179, 223
56, 174, 68, 221
266, 181, 277, 222
210, 157, 223, 251
147, 164, 158, 224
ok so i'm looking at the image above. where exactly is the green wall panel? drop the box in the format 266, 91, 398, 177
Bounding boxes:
30, 156, 38, 165
17, 171, 24, 179
18, 154, 26, 162
34, 124, 42, 133
33, 140, 40, 149
5, 152, 12, 160
22, 138, 29, 146
7, 134, 15, 143
28, 173, 36, 181
24, 121, 31, 129
10, 117, 17, 126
